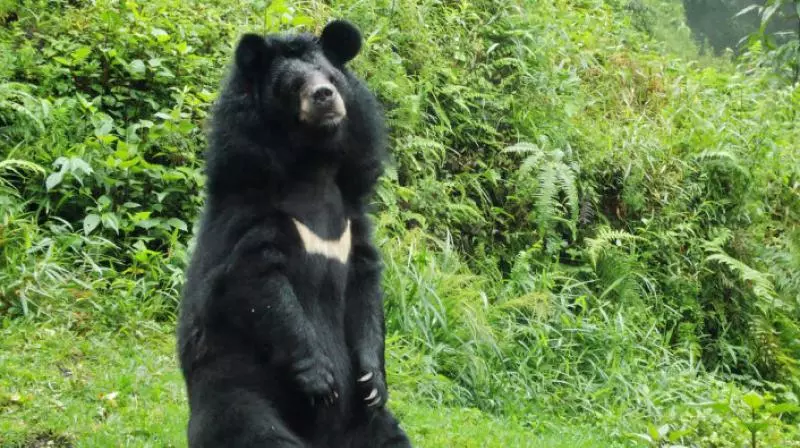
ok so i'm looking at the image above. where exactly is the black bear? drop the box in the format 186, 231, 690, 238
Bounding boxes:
177, 20, 411, 448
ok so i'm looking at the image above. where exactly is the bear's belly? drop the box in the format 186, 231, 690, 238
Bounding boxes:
285, 216, 355, 413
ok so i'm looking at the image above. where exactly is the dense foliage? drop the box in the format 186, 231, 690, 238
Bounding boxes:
1, 0, 798, 446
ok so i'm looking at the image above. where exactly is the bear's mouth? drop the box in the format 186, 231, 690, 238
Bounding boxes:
300, 106, 346, 130
319, 110, 346, 126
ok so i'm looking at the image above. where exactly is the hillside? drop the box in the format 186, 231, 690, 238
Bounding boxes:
1, 0, 799, 446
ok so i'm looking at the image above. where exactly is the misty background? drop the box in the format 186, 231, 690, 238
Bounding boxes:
682, 0, 799, 55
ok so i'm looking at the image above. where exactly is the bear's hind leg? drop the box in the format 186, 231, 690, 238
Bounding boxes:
188, 387, 306, 448
351, 408, 411, 448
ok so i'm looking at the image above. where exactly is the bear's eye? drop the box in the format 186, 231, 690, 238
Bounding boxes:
290, 78, 304, 93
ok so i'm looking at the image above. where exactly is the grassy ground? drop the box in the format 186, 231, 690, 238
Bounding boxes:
0, 320, 617, 448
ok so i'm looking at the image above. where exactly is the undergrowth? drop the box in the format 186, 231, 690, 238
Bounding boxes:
1, 0, 799, 446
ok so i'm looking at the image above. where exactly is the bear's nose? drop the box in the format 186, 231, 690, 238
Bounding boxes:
312, 85, 335, 104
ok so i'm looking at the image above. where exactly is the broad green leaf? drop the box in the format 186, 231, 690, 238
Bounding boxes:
68, 157, 92, 175
135, 219, 160, 230
72, 46, 92, 62
175, 41, 191, 55
743, 421, 769, 433
94, 116, 114, 138
647, 423, 662, 441
101, 213, 120, 234
669, 427, 692, 442
128, 59, 146, 76
291, 16, 314, 27
768, 403, 800, 414
177, 120, 194, 134
151, 27, 170, 42
83, 214, 101, 235
742, 391, 765, 410
167, 218, 188, 232
45, 172, 64, 190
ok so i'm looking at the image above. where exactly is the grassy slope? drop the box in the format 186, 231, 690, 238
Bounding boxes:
0, 321, 616, 447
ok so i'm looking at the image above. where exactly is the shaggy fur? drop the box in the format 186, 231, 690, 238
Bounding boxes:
177, 20, 410, 448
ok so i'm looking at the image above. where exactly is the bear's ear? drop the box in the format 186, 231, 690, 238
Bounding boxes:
319, 20, 362, 65
235, 33, 275, 75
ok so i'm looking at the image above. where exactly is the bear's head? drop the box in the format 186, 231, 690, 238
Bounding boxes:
234, 20, 363, 133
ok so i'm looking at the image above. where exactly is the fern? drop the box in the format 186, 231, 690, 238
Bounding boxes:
503, 142, 541, 154
394, 135, 448, 173
0, 156, 46, 195
0, 82, 48, 141
693, 149, 751, 183
535, 162, 559, 233
504, 142, 580, 240
585, 227, 642, 268
703, 230, 777, 303
705, 253, 776, 302
558, 159, 580, 222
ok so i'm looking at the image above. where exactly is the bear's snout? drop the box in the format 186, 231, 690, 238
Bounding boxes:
311, 85, 335, 105
299, 72, 346, 127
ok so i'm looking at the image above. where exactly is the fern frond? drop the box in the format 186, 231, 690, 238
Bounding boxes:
503, 142, 541, 154
693, 149, 749, 178
506, 141, 581, 237
0, 157, 46, 191
556, 161, 579, 221
0, 158, 46, 174
518, 152, 545, 176
534, 162, 559, 232
705, 252, 776, 302
586, 227, 642, 267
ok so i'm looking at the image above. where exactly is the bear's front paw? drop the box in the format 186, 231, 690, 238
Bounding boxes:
292, 354, 338, 407
356, 369, 387, 409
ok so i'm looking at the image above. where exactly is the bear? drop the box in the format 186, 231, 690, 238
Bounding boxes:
176, 20, 411, 448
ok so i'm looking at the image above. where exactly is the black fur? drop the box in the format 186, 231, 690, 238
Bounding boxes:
177, 20, 411, 448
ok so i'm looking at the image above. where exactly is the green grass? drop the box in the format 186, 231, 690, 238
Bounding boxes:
0, 320, 619, 447
0, 322, 186, 447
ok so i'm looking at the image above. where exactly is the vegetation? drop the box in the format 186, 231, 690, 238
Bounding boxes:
1, 0, 799, 446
